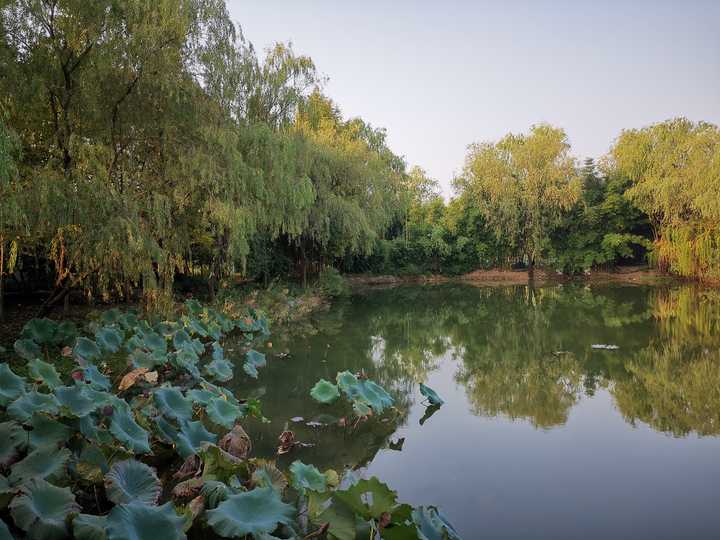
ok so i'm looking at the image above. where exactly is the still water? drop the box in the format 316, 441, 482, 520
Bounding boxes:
231, 283, 720, 539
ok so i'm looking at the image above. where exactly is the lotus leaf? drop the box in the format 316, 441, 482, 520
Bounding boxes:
200, 480, 231, 509
9, 447, 71, 485
205, 487, 295, 538
73, 337, 102, 363
172, 329, 191, 350
154, 387, 193, 422
333, 477, 398, 520
7, 391, 60, 422
14, 338, 41, 361
419, 383, 444, 406
79, 365, 111, 391
28, 414, 72, 450
412, 506, 462, 540
251, 460, 288, 493
177, 420, 218, 459
205, 358, 233, 382
205, 397, 242, 429
55, 385, 107, 416
289, 460, 327, 495
0, 520, 11, 540
186, 389, 214, 405
106, 502, 186, 540
96, 327, 123, 353
104, 459, 161, 505
9, 478, 80, 539
243, 350, 266, 379
142, 332, 166, 355
73, 514, 108, 540
109, 407, 151, 454
21, 318, 57, 344
28, 358, 63, 389
0, 421, 23, 466
310, 379, 340, 404
0, 363, 26, 405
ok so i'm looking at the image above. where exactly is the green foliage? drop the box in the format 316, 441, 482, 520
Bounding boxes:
310, 379, 340, 404
289, 460, 327, 495
104, 460, 161, 506
205, 487, 295, 538
106, 502, 186, 540
9, 478, 80, 539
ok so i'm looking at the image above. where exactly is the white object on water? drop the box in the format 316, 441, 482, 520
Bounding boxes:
591, 344, 619, 350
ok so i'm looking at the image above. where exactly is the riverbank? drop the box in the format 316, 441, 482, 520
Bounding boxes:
346, 265, 677, 288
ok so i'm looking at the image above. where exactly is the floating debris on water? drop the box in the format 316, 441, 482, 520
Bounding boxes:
591, 344, 620, 350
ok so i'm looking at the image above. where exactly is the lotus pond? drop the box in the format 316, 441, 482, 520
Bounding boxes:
231, 283, 720, 540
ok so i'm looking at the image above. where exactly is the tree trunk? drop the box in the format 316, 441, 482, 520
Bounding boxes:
299, 243, 308, 289
0, 241, 4, 322
528, 256, 535, 282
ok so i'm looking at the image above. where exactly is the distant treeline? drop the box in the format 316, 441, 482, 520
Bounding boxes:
1, 1, 718, 315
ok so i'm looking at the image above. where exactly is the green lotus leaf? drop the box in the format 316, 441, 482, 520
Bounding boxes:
200, 480, 231, 509
73, 513, 107, 540
21, 318, 57, 345
172, 330, 191, 350
9, 447, 71, 485
104, 459, 161, 505
243, 350, 266, 379
73, 337, 102, 364
205, 397, 242, 429
352, 401, 372, 417
172, 348, 201, 379
10, 478, 80, 539
310, 379, 340, 404
333, 477, 398, 520
205, 358, 233, 382
175, 420, 218, 458
0, 421, 24, 467
419, 383, 444, 406
185, 389, 214, 405
0, 363, 26, 405
289, 460, 327, 495
55, 385, 108, 417
198, 444, 245, 483
75, 444, 110, 483
185, 318, 208, 338
206, 487, 295, 538
185, 299, 203, 316
95, 327, 123, 353
76, 415, 113, 446
109, 407, 151, 454
7, 391, 60, 422
28, 414, 72, 450
129, 349, 165, 370
28, 358, 63, 389
412, 506, 461, 540
336, 371, 359, 392
156, 322, 177, 337
14, 338, 41, 361
154, 387, 193, 422
106, 502, 186, 540
142, 331, 166, 355
78, 365, 111, 391
0, 519, 12, 540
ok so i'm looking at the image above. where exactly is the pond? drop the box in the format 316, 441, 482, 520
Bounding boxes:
230, 283, 720, 539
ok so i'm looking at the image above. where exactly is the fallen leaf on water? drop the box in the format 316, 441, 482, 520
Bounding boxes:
277, 429, 296, 455
118, 367, 149, 391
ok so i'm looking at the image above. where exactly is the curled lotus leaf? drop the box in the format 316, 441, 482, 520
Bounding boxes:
411, 506, 462, 540
104, 459, 162, 505
72, 513, 108, 540
205, 487, 295, 538
7, 391, 60, 422
9, 478, 80, 539
419, 383, 444, 406
205, 397, 243, 429
310, 379, 340, 404
106, 502, 186, 540
28, 358, 63, 389
0, 363, 26, 405
200, 480, 231, 509
289, 460, 327, 495
14, 338, 41, 361
109, 407, 151, 454
28, 414, 72, 450
251, 460, 288, 493
95, 327, 124, 353
154, 387, 193, 422
73, 337, 102, 364
243, 350, 266, 379
9, 447, 71, 485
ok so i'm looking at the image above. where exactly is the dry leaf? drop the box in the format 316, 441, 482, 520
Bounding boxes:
277, 430, 296, 455
118, 367, 149, 391
61, 346, 73, 357
172, 477, 204, 499
143, 371, 158, 385
188, 495, 205, 520
219, 424, 252, 459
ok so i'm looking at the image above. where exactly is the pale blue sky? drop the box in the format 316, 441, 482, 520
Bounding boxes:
227, 1, 720, 195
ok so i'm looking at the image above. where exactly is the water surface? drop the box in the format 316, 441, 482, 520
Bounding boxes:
231, 283, 720, 539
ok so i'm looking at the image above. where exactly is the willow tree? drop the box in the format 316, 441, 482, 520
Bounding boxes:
456, 124, 580, 277
610, 118, 720, 280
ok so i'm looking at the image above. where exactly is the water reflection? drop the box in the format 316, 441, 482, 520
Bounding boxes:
230, 283, 720, 465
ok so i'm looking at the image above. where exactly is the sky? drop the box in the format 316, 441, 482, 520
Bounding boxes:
227, 0, 720, 196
